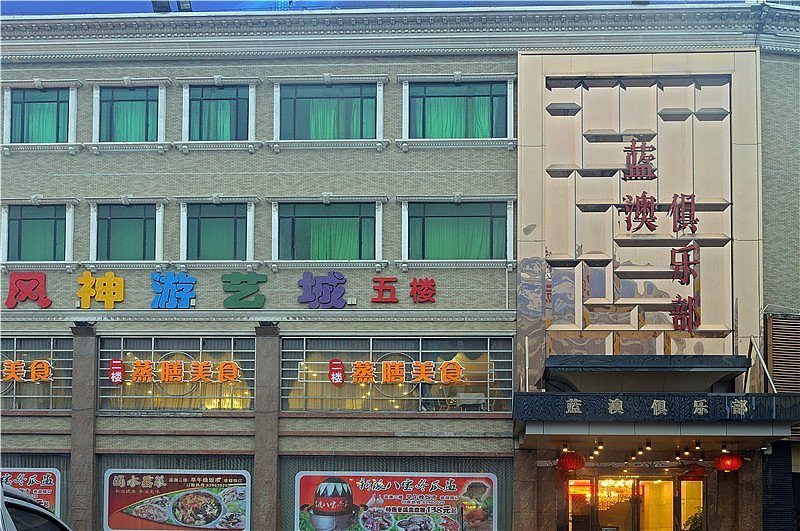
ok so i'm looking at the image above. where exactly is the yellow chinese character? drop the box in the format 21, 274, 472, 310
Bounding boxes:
76, 271, 96, 309
439, 360, 464, 384
566, 398, 582, 414
160, 361, 184, 382
2, 360, 25, 382
131, 361, 154, 383
189, 361, 213, 382
381, 361, 405, 384
411, 361, 435, 384
29, 360, 52, 382
95, 272, 125, 309
651, 399, 667, 416
608, 398, 624, 415
218, 361, 240, 382
352, 361, 376, 383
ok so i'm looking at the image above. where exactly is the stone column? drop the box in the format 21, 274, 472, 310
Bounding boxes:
252, 323, 280, 529
538, 463, 559, 531
737, 451, 763, 531
707, 469, 739, 531
69, 324, 97, 530
512, 450, 537, 530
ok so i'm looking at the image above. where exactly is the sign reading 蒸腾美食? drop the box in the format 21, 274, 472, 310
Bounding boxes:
295, 472, 497, 531
1, 468, 61, 515
103, 469, 250, 531
311, 359, 465, 385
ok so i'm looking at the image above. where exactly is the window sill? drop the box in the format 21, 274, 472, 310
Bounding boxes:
394, 138, 517, 152
1, 143, 83, 156
266, 260, 390, 272
84, 261, 170, 271
269, 139, 389, 152
84, 142, 172, 155
1, 261, 80, 273
395, 259, 515, 272
172, 141, 263, 154
174, 260, 262, 271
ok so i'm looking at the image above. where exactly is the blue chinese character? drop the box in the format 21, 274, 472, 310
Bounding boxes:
151, 271, 197, 309
297, 271, 346, 309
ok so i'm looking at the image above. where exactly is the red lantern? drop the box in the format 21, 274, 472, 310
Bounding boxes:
557, 452, 586, 471
714, 453, 744, 473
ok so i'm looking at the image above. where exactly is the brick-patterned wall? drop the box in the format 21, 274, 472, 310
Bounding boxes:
761, 52, 800, 310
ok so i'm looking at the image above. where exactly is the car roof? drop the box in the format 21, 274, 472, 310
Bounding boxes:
2, 484, 38, 503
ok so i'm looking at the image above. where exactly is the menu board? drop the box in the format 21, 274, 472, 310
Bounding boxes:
295, 472, 497, 531
0, 468, 61, 515
103, 469, 250, 531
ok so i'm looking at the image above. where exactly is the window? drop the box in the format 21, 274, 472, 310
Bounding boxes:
99, 87, 158, 142
189, 85, 248, 141
7, 503, 69, 531
409, 82, 507, 139
98, 337, 255, 411
0, 337, 72, 410
279, 203, 375, 260
408, 202, 506, 260
281, 337, 513, 413
280, 84, 376, 140
7, 205, 66, 261
186, 203, 246, 260
96, 204, 155, 261
10, 89, 69, 143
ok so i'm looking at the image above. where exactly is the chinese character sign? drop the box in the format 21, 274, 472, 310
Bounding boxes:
5, 272, 53, 309
114, 358, 240, 384
623, 140, 656, 180
1, 469, 61, 515
2, 359, 52, 382
108, 359, 125, 385
312, 360, 464, 385
104, 469, 250, 530
151, 272, 196, 309
297, 271, 347, 309
296, 472, 498, 531
77, 271, 125, 309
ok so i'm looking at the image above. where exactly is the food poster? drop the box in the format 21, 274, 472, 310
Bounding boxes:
0, 468, 61, 515
103, 469, 250, 531
295, 472, 497, 531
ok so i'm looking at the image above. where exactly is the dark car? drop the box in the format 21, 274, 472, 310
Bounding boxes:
1, 484, 72, 530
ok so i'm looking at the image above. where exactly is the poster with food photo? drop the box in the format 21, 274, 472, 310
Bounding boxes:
103, 469, 250, 531
295, 472, 497, 531
1, 468, 61, 515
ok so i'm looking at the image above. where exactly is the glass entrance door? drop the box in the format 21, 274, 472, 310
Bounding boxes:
639, 480, 673, 531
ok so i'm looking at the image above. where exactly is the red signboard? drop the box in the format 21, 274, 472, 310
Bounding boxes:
103, 469, 250, 531
0, 468, 61, 515
109, 358, 125, 385
295, 471, 497, 531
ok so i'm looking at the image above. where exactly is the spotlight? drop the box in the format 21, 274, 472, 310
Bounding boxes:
722, 444, 728, 453
597, 440, 604, 450
694, 441, 701, 451
637, 447, 644, 455
589, 454, 595, 460
630, 451, 637, 461
683, 447, 691, 456
593, 448, 600, 456
645, 441, 652, 451
562, 443, 569, 453
675, 450, 681, 461
698, 452, 705, 462
623, 469, 628, 473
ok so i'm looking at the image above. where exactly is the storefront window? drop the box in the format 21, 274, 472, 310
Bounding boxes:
281, 337, 513, 412
681, 481, 703, 530
98, 337, 255, 411
0, 338, 72, 410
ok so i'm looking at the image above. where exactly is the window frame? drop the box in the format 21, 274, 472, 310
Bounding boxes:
86, 197, 168, 267
177, 195, 259, 268
1, 198, 78, 267
267, 195, 388, 270
177, 77, 261, 148
267, 74, 389, 151
87, 78, 171, 148
0, 336, 73, 411
397, 195, 515, 270
2, 79, 81, 151
396, 73, 516, 150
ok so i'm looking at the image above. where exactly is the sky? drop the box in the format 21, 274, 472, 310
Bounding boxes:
0, 0, 749, 17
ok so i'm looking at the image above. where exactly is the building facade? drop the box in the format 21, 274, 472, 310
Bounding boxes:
0, 2, 798, 531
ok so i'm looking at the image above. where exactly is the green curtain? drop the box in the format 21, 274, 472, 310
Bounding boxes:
111, 101, 148, 142
25, 102, 60, 143
107, 219, 146, 260
424, 97, 466, 138
469, 97, 491, 138
19, 219, 58, 260
199, 218, 235, 259
423, 218, 490, 259
310, 218, 359, 259
194, 100, 232, 141
309, 99, 362, 139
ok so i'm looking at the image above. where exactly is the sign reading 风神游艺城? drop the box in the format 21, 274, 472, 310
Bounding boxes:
103, 469, 250, 531
296, 472, 497, 531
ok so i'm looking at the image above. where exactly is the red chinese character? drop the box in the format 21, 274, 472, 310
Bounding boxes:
668, 193, 699, 233
371, 276, 398, 303
670, 295, 700, 334
4, 272, 53, 309
623, 140, 656, 180
623, 191, 658, 232
670, 242, 700, 286
328, 359, 345, 385
410, 277, 436, 303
